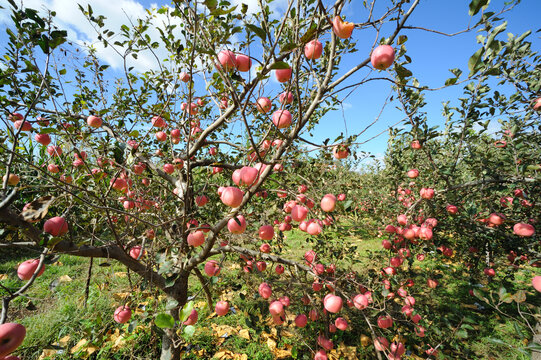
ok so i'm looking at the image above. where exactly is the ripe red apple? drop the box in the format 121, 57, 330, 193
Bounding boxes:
377, 315, 393, 329
488, 213, 505, 226
513, 223, 535, 237
259, 225, 274, 240
484, 268, 496, 277
279, 91, 293, 104
187, 230, 205, 247
8, 113, 23, 122
397, 214, 408, 225
320, 194, 337, 212
256, 97, 272, 113
110, 177, 128, 192
239, 166, 259, 186
332, 145, 349, 159
307, 221, 322, 235
291, 205, 308, 222
258, 283, 272, 299
204, 260, 221, 276
374, 337, 389, 352
215, 301, 229, 316
17, 259, 45, 280
114, 306, 132, 324
332, 16, 354, 39
407, 169, 419, 179
151, 116, 166, 128
420, 188, 435, 200
155, 131, 167, 142
227, 215, 247, 234
427, 279, 438, 288
269, 301, 284, 316
195, 195, 208, 207
274, 67, 292, 83
272, 109, 292, 129
13, 120, 32, 131
324, 294, 342, 313
334, 317, 347, 331
0, 323, 26, 358
47, 145, 62, 157
259, 243, 271, 253
217, 50, 237, 71
294, 314, 307, 327
87, 115, 103, 128
371, 45, 395, 70
183, 309, 198, 325
235, 53, 251, 72
163, 164, 175, 174
43, 216, 68, 236
532, 276, 541, 292
411, 140, 421, 149
129, 246, 145, 259
314, 350, 328, 360
317, 335, 334, 350
534, 97, 541, 111
179, 71, 191, 82
34, 133, 51, 146
446, 204, 458, 214
304, 39, 323, 60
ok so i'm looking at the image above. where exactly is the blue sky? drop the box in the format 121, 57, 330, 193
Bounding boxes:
1, 0, 539, 160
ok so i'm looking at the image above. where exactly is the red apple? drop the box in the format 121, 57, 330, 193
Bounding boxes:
47, 146, 62, 157
155, 131, 167, 142
534, 97, 541, 111
0, 323, 26, 357
204, 260, 221, 276
446, 204, 458, 214
13, 120, 32, 131
179, 72, 191, 82
129, 246, 145, 259
269, 301, 284, 316
332, 16, 354, 39
304, 39, 323, 60
274, 67, 292, 83
279, 91, 293, 104
87, 115, 102, 128
272, 109, 292, 129
374, 337, 389, 352
187, 230, 205, 247
34, 133, 51, 146
114, 306, 132, 324
228, 215, 247, 234
259, 225, 274, 240
215, 301, 229, 316
151, 116, 166, 128
183, 309, 198, 325
377, 315, 393, 329
221, 187, 244, 207
332, 145, 349, 159
17, 259, 45, 280
411, 140, 421, 149
291, 205, 308, 222
314, 350, 328, 360
258, 283, 272, 299
235, 53, 251, 72
407, 169, 419, 179
163, 164, 175, 174
217, 50, 237, 71
320, 194, 337, 212
43, 216, 68, 236
371, 44, 395, 70
513, 223, 535, 237
256, 97, 272, 113
294, 314, 307, 327
532, 276, 541, 292
324, 294, 342, 313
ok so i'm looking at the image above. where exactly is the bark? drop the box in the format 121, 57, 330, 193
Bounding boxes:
160, 274, 189, 360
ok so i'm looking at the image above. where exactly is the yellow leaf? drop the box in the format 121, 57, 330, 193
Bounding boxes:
281, 330, 295, 338
267, 338, 277, 351
70, 339, 89, 354
112, 292, 131, 300
114, 272, 128, 278
238, 329, 250, 340
58, 275, 72, 283
273, 348, 292, 359
0, 274, 8, 280
57, 335, 71, 347
38, 349, 58, 359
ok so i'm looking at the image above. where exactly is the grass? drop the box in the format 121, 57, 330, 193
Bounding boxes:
1, 226, 540, 359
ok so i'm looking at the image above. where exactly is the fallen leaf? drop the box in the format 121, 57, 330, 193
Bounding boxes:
267, 338, 277, 351
114, 272, 127, 278
238, 329, 250, 340
38, 349, 58, 359
112, 292, 131, 300
57, 335, 71, 347
70, 339, 89, 354
58, 275, 72, 283
0, 274, 8, 280
273, 348, 292, 359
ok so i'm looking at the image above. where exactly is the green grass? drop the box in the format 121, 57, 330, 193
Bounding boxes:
2, 229, 540, 360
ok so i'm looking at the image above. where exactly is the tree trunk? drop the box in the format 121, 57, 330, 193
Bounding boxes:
160, 274, 189, 360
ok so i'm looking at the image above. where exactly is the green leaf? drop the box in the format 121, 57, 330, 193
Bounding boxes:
513, 290, 526, 303
155, 313, 175, 328
291, 346, 298, 359
183, 325, 195, 337
166, 298, 179, 311
485, 21, 507, 50
280, 43, 298, 54
245, 24, 266, 41
486, 337, 507, 346
469, 0, 489, 16
179, 301, 194, 322
270, 61, 290, 70
468, 48, 484, 75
